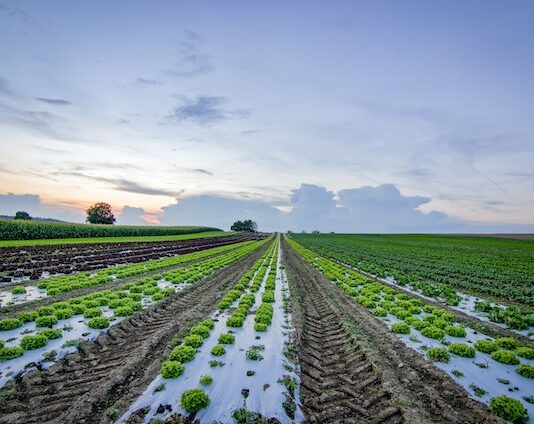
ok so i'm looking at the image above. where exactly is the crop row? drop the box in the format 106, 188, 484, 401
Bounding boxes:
0, 239, 268, 369
0, 219, 220, 241
287, 237, 534, 424
292, 234, 534, 305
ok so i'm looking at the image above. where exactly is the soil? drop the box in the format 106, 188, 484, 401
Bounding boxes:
282, 238, 503, 424
0, 241, 270, 424
0, 233, 261, 286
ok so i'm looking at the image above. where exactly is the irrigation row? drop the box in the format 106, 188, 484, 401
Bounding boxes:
287, 237, 534, 424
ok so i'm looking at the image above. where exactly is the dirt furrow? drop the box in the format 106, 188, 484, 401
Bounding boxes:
283, 238, 502, 424
0, 241, 270, 424
285, 243, 404, 424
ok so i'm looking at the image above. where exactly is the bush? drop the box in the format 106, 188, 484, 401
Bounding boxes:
516, 347, 534, 360
20, 334, 48, 350
83, 308, 102, 319
190, 324, 211, 338
492, 350, 520, 365
517, 364, 534, 379
489, 395, 528, 423
218, 333, 235, 344
421, 326, 445, 340
474, 340, 498, 354
35, 315, 58, 328
180, 388, 210, 414
169, 345, 196, 363
0, 346, 24, 360
182, 335, 204, 348
11, 285, 26, 295
211, 345, 226, 356
160, 360, 185, 378
426, 347, 451, 363
0, 318, 22, 331
199, 374, 213, 386
448, 343, 475, 358
495, 337, 520, 350
39, 328, 62, 339
445, 325, 466, 338
391, 322, 410, 334
87, 317, 110, 329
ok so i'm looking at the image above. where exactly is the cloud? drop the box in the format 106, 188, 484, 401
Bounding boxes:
116, 206, 154, 225
192, 168, 213, 176
166, 29, 214, 78
0, 3, 28, 20
133, 78, 162, 86
0, 192, 84, 222
159, 183, 534, 233
35, 97, 71, 105
168, 96, 251, 125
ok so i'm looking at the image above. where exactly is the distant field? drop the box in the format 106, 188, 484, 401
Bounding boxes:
292, 233, 534, 305
0, 219, 221, 241
0, 230, 230, 247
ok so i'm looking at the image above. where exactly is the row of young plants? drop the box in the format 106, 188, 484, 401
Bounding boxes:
0, 239, 268, 369
291, 235, 534, 335
3, 240, 256, 301
117, 240, 279, 422
291, 233, 534, 306
287, 237, 534, 424
119, 235, 301, 423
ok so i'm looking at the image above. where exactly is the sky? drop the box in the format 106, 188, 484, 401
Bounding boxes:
1, 0, 533, 232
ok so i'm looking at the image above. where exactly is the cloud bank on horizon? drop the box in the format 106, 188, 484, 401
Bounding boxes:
0, 0, 533, 231
1, 185, 533, 234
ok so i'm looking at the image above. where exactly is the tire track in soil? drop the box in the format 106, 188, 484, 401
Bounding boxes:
285, 245, 404, 424
283, 239, 502, 424
0, 241, 271, 424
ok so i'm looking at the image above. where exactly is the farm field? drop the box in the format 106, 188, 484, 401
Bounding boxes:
0, 232, 532, 424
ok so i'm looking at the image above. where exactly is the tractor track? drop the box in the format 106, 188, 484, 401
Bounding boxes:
283, 238, 502, 424
0, 241, 270, 424
284, 243, 404, 424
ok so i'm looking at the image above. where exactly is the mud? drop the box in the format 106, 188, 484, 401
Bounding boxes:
0, 241, 270, 424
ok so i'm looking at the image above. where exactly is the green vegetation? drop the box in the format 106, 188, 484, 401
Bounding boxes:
180, 389, 210, 414
516, 347, 534, 360
87, 317, 110, 329
491, 350, 520, 365
20, 334, 48, 350
218, 333, 235, 344
420, 326, 445, 340
444, 325, 467, 337
211, 345, 226, 356
182, 335, 204, 348
160, 360, 185, 378
35, 315, 58, 328
474, 340, 498, 354
517, 364, 534, 379
199, 374, 213, 386
0, 318, 22, 331
38, 328, 62, 339
0, 346, 24, 361
448, 343, 476, 358
246, 345, 265, 361
11, 285, 26, 295
426, 347, 450, 362
0, 218, 221, 242
490, 395, 528, 423
85, 202, 116, 224
495, 337, 520, 350
170, 345, 196, 363
391, 322, 410, 334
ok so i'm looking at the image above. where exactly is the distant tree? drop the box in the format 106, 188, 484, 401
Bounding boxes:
86, 202, 116, 224
230, 219, 258, 232
13, 211, 32, 220
312, 229, 320, 234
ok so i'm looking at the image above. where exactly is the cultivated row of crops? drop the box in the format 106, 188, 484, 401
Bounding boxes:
0, 219, 220, 241
287, 237, 534, 423
120, 235, 302, 423
0, 238, 269, 388
292, 233, 534, 305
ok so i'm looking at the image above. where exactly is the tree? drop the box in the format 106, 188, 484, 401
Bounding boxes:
86, 202, 116, 224
230, 219, 258, 232
13, 211, 32, 220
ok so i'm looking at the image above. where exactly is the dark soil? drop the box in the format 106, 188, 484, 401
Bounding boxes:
282, 238, 502, 424
0, 241, 270, 424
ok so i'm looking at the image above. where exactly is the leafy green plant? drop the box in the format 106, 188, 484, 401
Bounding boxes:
11, 286, 26, 295
180, 388, 210, 413
209, 360, 225, 367
218, 333, 235, 344
445, 325, 466, 337
189, 324, 211, 338
182, 335, 204, 348
516, 346, 534, 360
391, 322, 410, 334
35, 315, 58, 328
426, 347, 450, 362
83, 308, 102, 319
39, 328, 62, 339
448, 343, 476, 358
0, 318, 22, 331
211, 345, 226, 356
0, 346, 24, 360
169, 345, 196, 363
516, 364, 534, 379
87, 317, 110, 329
421, 326, 445, 340
114, 306, 134, 316
491, 350, 520, 365
489, 395, 528, 423
246, 345, 265, 361
199, 374, 213, 386
495, 337, 520, 350
474, 340, 498, 354
160, 360, 185, 378
20, 334, 48, 350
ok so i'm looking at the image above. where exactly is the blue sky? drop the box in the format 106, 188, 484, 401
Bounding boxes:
0, 0, 533, 231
